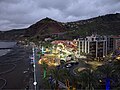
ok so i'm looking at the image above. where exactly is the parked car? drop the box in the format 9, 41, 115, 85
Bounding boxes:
69, 61, 79, 65
65, 63, 72, 68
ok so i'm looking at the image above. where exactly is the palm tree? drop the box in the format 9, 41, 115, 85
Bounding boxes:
48, 67, 61, 90
42, 41, 53, 48
111, 61, 120, 88
59, 68, 73, 90
95, 62, 116, 90
70, 74, 78, 90
48, 67, 74, 90
78, 68, 99, 90
41, 61, 48, 78
113, 61, 120, 75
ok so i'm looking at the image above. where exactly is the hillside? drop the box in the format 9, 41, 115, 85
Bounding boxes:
63, 13, 120, 38
0, 13, 120, 41
25, 17, 68, 40
0, 29, 26, 40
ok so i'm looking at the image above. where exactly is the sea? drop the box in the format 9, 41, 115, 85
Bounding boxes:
0, 41, 16, 56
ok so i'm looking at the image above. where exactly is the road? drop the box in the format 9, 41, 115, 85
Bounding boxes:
33, 47, 44, 90
68, 59, 90, 76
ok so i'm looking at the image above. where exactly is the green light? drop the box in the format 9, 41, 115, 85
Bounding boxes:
43, 69, 46, 78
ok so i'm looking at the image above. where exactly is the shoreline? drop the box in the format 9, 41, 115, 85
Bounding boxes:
0, 44, 32, 89
0, 41, 17, 57
0, 49, 11, 57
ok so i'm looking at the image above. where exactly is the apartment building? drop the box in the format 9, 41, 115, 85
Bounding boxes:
78, 34, 113, 58
112, 36, 120, 50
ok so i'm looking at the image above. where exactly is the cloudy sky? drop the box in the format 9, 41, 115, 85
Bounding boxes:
0, 0, 120, 31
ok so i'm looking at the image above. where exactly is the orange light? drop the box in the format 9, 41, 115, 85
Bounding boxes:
38, 59, 42, 64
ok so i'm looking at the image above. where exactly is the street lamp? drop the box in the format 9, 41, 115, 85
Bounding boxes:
32, 46, 37, 90
33, 82, 37, 86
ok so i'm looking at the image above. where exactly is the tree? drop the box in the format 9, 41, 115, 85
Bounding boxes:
59, 68, 72, 90
78, 68, 99, 90
41, 61, 48, 78
42, 41, 53, 49
48, 67, 74, 90
95, 62, 116, 90
111, 61, 120, 88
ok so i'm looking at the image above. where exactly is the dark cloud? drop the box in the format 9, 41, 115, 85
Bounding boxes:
0, 0, 20, 3
37, 0, 72, 10
0, 0, 120, 31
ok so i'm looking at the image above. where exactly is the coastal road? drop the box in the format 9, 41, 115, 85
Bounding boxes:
33, 47, 43, 90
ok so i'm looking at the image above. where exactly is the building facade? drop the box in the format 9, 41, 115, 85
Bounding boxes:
78, 34, 114, 58
112, 36, 120, 50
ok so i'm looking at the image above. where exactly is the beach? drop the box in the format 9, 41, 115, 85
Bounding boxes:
0, 44, 32, 89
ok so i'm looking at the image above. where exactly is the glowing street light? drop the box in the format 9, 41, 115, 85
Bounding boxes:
33, 82, 37, 86
32, 46, 37, 90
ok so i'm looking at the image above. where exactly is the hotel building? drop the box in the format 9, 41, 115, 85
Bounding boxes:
78, 34, 114, 58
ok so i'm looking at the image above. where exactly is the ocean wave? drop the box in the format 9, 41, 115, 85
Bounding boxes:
0, 49, 11, 57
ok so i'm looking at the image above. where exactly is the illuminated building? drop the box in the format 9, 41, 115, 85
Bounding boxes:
39, 40, 78, 66
51, 40, 78, 61
39, 54, 60, 66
